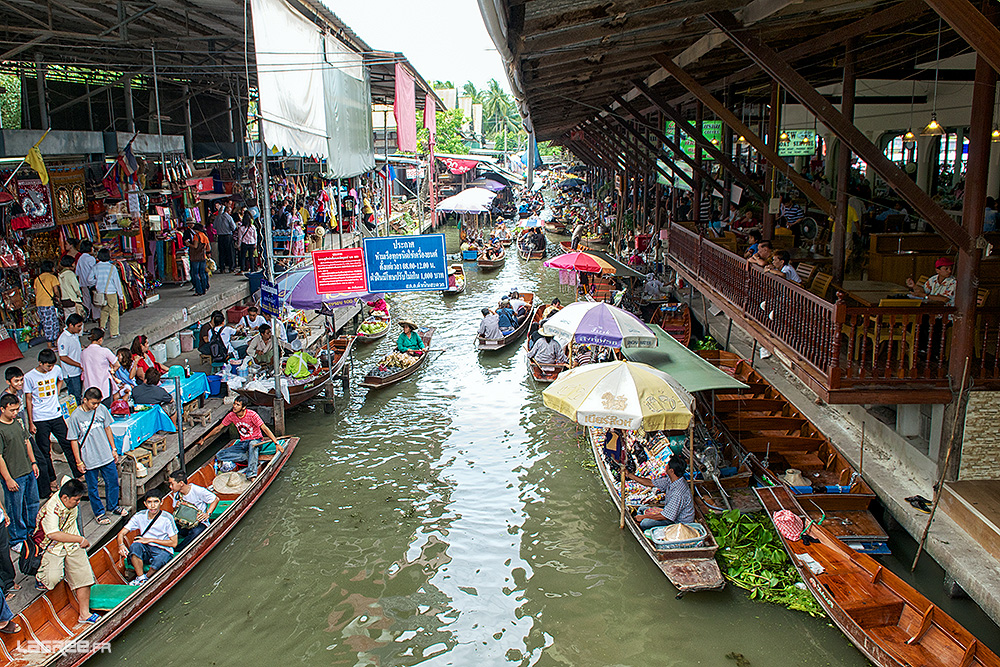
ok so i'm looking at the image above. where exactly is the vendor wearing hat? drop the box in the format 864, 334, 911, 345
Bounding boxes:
907, 257, 956, 305
526, 324, 567, 365
396, 319, 425, 356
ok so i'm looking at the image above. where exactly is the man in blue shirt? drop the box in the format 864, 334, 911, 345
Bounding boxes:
496, 298, 518, 333
627, 456, 696, 529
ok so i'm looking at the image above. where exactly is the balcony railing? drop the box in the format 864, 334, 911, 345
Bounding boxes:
665, 223, 979, 402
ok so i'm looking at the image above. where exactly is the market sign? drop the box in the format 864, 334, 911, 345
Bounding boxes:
312, 248, 368, 294
260, 279, 280, 318
363, 234, 447, 292
185, 176, 214, 193
778, 130, 817, 157
663, 121, 723, 161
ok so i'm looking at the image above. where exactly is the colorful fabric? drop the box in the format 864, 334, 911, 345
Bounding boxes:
38, 306, 59, 341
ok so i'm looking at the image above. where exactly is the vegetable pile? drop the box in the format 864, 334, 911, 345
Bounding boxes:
705, 509, 823, 616
359, 319, 388, 335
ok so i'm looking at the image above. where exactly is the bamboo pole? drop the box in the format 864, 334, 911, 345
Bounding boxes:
911, 358, 970, 571
619, 436, 628, 530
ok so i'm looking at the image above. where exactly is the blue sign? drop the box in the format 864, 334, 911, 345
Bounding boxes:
260, 279, 280, 317
363, 234, 448, 292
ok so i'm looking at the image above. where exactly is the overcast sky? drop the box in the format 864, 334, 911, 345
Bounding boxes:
328, 0, 511, 92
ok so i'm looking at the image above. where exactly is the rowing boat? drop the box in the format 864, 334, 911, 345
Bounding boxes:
477, 249, 506, 271
697, 349, 887, 553
544, 221, 567, 235
757, 485, 999, 667
443, 264, 466, 296
2, 436, 299, 666
316, 335, 356, 376
588, 427, 725, 596
234, 371, 329, 408
476, 293, 535, 352
517, 231, 545, 260
356, 315, 390, 342
359, 327, 435, 389
646, 303, 691, 347
525, 305, 565, 383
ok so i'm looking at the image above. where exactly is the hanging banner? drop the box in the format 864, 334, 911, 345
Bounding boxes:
312, 248, 368, 294
363, 234, 447, 292
778, 130, 817, 157
439, 157, 479, 175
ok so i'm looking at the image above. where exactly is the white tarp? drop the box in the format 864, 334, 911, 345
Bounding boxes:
436, 187, 497, 214
323, 35, 375, 178
250, 0, 328, 158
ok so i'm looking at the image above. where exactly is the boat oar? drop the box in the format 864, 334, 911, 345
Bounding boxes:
911, 358, 970, 572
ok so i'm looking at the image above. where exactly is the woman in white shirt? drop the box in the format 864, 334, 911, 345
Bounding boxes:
94, 249, 124, 339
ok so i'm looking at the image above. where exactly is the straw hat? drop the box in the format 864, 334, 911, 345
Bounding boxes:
657, 523, 700, 541
212, 471, 251, 495
781, 469, 810, 487
537, 323, 555, 338
398, 318, 418, 330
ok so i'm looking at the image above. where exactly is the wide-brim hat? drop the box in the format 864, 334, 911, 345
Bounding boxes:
398, 318, 418, 329
537, 324, 555, 337
781, 468, 810, 487
212, 471, 251, 495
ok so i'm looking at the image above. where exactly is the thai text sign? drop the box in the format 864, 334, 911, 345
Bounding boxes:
312, 248, 368, 294
260, 279, 280, 318
363, 234, 447, 292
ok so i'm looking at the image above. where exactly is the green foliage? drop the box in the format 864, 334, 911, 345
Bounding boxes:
0, 73, 21, 129
694, 336, 720, 351
705, 510, 824, 616
538, 141, 562, 157
417, 108, 467, 154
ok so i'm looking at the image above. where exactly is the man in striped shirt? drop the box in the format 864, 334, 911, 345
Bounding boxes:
627, 456, 695, 529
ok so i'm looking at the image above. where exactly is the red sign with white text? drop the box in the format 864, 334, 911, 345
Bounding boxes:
312, 248, 368, 294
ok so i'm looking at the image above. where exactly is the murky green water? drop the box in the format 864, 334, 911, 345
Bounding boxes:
93, 226, 871, 667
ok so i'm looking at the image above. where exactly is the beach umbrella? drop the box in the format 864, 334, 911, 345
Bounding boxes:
542, 360, 692, 432
543, 302, 656, 349
557, 178, 585, 190
543, 252, 613, 274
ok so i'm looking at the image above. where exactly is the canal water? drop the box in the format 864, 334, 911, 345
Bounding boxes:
95, 227, 885, 666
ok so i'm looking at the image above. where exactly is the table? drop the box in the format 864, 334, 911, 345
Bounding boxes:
159, 372, 210, 405
110, 405, 176, 455
841, 280, 911, 307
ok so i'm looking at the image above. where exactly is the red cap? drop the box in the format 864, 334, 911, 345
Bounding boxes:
935, 257, 955, 268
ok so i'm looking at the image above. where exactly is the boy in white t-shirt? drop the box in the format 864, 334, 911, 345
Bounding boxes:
57, 314, 85, 404
167, 470, 219, 550
24, 349, 82, 497
237, 305, 267, 334
116, 489, 178, 586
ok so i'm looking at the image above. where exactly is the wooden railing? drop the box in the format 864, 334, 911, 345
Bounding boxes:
665, 223, 981, 396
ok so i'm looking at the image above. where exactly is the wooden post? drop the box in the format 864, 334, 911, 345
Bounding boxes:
694, 101, 704, 225
762, 81, 779, 240
832, 41, 857, 284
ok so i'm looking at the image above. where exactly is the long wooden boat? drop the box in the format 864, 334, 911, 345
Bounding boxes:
646, 303, 691, 347
697, 349, 888, 553
3, 436, 299, 666
234, 371, 329, 408
517, 231, 545, 260
359, 327, 435, 389
544, 221, 567, 235
588, 427, 725, 596
525, 304, 565, 383
315, 334, 356, 376
757, 485, 999, 667
443, 264, 466, 296
356, 315, 390, 342
476, 293, 535, 352
477, 249, 506, 271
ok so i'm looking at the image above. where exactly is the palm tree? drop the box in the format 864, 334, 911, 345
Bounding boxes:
461, 81, 482, 103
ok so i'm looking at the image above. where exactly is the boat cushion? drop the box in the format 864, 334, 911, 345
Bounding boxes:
90, 584, 134, 610
260, 441, 278, 455
210, 500, 234, 521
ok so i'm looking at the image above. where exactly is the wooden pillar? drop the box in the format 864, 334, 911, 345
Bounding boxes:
832, 41, 856, 284
723, 88, 734, 220
183, 86, 194, 160
674, 121, 682, 219
124, 76, 135, 132
693, 103, 703, 224
35, 55, 48, 130
762, 82, 779, 239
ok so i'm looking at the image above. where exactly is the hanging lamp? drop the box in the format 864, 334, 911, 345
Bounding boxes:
903, 80, 917, 147
921, 18, 945, 136
992, 89, 1000, 142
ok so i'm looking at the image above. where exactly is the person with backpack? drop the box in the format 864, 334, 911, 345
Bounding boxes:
0, 393, 38, 589
199, 313, 235, 363
187, 223, 211, 296
67, 387, 124, 526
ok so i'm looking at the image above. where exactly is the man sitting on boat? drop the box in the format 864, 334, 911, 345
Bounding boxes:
35, 478, 99, 624
204, 396, 281, 481
526, 326, 567, 365
508, 290, 530, 321
496, 298, 518, 333
542, 298, 562, 320
168, 470, 219, 551
245, 324, 290, 366
484, 243, 503, 261
626, 456, 695, 530
478, 308, 503, 340
396, 319, 426, 356
117, 489, 178, 586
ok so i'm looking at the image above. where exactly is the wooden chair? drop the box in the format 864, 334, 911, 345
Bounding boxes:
809, 272, 833, 300
795, 262, 818, 288
865, 299, 923, 368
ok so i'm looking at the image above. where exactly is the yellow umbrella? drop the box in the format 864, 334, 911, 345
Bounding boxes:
542, 361, 692, 431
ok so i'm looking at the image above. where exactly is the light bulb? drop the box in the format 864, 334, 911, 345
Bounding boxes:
779, 131, 789, 141
992, 128, 1000, 143
921, 114, 944, 136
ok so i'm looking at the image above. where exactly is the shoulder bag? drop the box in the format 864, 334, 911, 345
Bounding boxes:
93, 266, 114, 308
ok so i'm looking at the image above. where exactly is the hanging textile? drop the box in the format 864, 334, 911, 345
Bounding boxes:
394, 64, 416, 152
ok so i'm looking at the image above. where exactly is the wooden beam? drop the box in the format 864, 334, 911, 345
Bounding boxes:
832, 41, 856, 284
623, 85, 764, 199
601, 114, 691, 187
704, 10, 974, 252
592, 119, 662, 177
653, 53, 835, 217
925, 0, 1000, 76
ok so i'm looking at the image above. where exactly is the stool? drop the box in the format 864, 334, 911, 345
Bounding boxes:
143, 434, 167, 456
184, 407, 213, 427
126, 449, 152, 468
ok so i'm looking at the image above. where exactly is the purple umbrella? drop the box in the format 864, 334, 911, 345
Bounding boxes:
543, 302, 656, 348
278, 269, 382, 311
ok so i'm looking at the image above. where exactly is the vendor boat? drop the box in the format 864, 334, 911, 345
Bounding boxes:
697, 350, 888, 553
517, 231, 545, 260
587, 427, 725, 596
443, 264, 466, 296
477, 249, 506, 271
543, 221, 567, 235
646, 303, 691, 347
1, 436, 299, 667
356, 315, 391, 342
234, 370, 329, 409
757, 485, 1000, 667
359, 327, 435, 389
476, 293, 535, 352
315, 334, 356, 377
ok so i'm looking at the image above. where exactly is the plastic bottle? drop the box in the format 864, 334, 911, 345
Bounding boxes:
184, 359, 191, 378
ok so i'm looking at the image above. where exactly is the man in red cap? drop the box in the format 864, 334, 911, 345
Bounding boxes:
906, 257, 956, 305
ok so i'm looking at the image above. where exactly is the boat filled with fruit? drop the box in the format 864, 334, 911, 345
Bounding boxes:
360, 327, 436, 389
357, 316, 390, 342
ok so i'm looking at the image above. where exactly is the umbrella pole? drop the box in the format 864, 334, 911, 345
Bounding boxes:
619, 435, 628, 530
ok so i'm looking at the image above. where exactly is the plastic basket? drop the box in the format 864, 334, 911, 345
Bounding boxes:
644, 523, 707, 551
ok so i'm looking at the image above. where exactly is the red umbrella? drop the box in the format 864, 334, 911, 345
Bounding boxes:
544, 251, 614, 274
